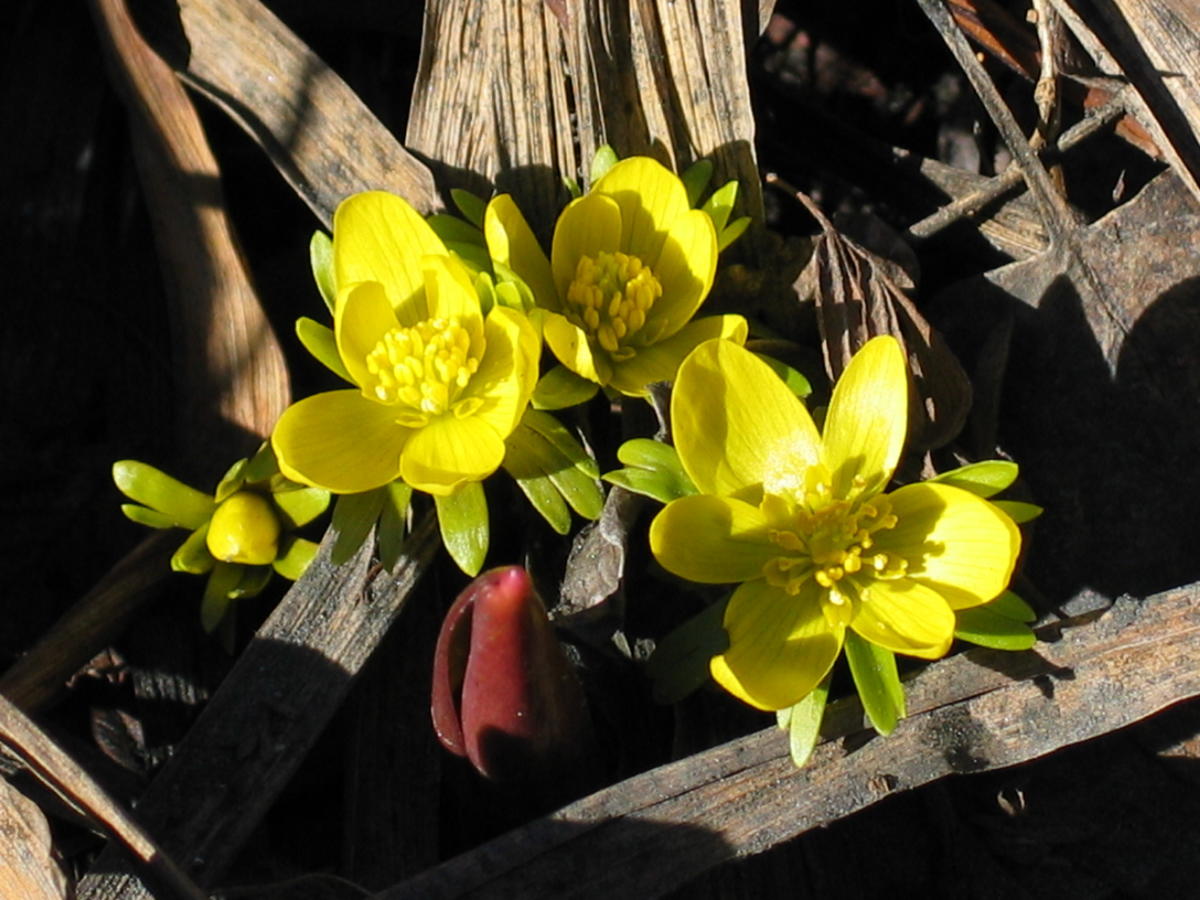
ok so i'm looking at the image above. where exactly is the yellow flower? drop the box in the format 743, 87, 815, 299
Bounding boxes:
273, 191, 540, 496
485, 157, 747, 396
649, 337, 1020, 711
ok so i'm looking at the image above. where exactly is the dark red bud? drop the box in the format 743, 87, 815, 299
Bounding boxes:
431, 566, 593, 783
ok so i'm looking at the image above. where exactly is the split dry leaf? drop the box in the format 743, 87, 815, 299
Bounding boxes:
785, 184, 972, 451
0, 778, 68, 900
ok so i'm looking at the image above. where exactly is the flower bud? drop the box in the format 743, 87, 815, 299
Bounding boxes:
205, 492, 280, 566
431, 566, 593, 783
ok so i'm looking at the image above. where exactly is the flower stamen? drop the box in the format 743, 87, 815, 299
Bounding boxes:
363, 317, 480, 424
565, 251, 663, 361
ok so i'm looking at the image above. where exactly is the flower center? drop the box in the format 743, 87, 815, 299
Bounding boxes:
565, 251, 664, 361
761, 492, 905, 627
363, 317, 480, 426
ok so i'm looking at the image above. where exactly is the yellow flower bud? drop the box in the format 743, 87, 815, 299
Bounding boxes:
206, 492, 280, 566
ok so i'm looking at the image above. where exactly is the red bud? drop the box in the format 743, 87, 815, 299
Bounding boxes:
431, 566, 593, 783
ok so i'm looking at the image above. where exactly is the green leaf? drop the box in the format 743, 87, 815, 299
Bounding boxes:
230, 564, 273, 599
992, 500, 1043, 523
719, 216, 751, 252
605, 438, 697, 501
701, 179, 738, 233
273, 536, 319, 580
378, 481, 413, 572
784, 671, 832, 768
200, 562, 242, 633
113, 460, 214, 529
493, 261, 538, 310
681, 158, 713, 208
563, 175, 582, 200
428, 213, 486, 247
172, 523, 214, 575
243, 442, 278, 484
214, 458, 249, 503
523, 409, 600, 479
310, 230, 336, 313
296, 317, 354, 384
331, 488, 386, 565
435, 482, 489, 576
929, 460, 1018, 498
602, 469, 681, 504
954, 605, 1037, 650
754, 354, 812, 398
589, 144, 619, 186
532, 364, 600, 409
272, 485, 330, 529
474, 271, 497, 315
494, 280, 526, 312
645, 598, 730, 704
446, 241, 492, 274
844, 631, 905, 736
120, 504, 177, 529
983, 589, 1037, 623
503, 439, 572, 535
451, 188, 487, 229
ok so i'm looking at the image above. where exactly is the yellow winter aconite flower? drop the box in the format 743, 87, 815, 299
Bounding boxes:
273, 191, 540, 496
649, 337, 1021, 711
485, 157, 747, 396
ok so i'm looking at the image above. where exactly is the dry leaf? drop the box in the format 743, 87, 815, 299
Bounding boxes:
0, 779, 68, 900
790, 189, 973, 450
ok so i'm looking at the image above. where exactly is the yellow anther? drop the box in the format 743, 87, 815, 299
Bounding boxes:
565, 250, 663, 357
363, 317, 478, 417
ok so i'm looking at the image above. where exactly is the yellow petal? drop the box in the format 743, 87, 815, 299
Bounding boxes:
875, 482, 1020, 609
421, 253, 485, 349
543, 311, 613, 385
399, 414, 506, 496
710, 579, 843, 711
335, 281, 399, 391
485, 194, 558, 310
272, 391, 409, 493
649, 495, 778, 584
821, 335, 908, 499
333, 191, 447, 312
551, 192, 622, 302
672, 339, 821, 500
851, 579, 956, 659
641, 208, 718, 340
463, 306, 540, 437
593, 157, 690, 265
609, 314, 748, 396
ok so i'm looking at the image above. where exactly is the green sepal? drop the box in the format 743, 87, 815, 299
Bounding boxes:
589, 144, 619, 186
214, 458, 249, 503
450, 188, 487, 229
701, 179, 738, 233
201, 561, 242, 633
782, 670, 832, 768
502, 436, 572, 534
435, 482, 489, 576
983, 589, 1037, 622
755, 353, 812, 398
992, 500, 1043, 523
243, 442, 278, 484
296, 317, 354, 384
171, 523, 214, 574
844, 631, 905, 736
112, 460, 214, 530
645, 597, 730, 704
120, 504, 177, 529
310, 230, 336, 313
954, 605, 1037, 650
929, 460, 1018, 498
273, 536, 319, 580
378, 481, 413, 572
719, 216, 751, 252
331, 488, 386, 565
272, 485, 330, 529
681, 158, 713, 208
603, 438, 696, 504
427, 213, 486, 247
532, 364, 600, 410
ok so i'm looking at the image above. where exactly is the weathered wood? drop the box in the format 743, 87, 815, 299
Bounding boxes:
0, 695, 204, 900
0, 776, 68, 900
92, 0, 290, 459
132, 0, 439, 222
379, 585, 1200, 899
76, 515, 439, 900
